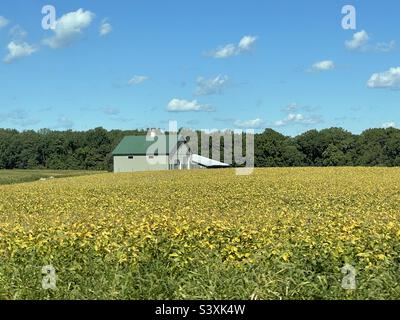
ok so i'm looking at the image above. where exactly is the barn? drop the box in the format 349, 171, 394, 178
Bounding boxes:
112, 133, 230, 173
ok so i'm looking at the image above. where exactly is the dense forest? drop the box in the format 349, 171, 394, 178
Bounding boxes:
0, 127, 400, 171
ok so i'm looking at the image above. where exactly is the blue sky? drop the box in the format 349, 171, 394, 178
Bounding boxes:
0, 0, 399, 136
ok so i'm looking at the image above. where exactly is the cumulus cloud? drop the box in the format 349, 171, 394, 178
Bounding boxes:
4, 41, 38, 63
195, 75, 229, 96
99, 19, 112, 36
274, 114, 304, 127
234, 118, 264, 129
210, 35, 258, 58
345, 30, 369, 51
311, 60, 335, 72
382, 121, 396, 129
276, 102, 322, 129
166, 99, 213, 112
128, 75, 149, 85
212, 44, 237, 58
43, 8, 94, 49
345, 30, 395, 53
367, 67, 400, 90
273, 113, 321, 127
238, 35, 258, 51
0, 16, 9, 29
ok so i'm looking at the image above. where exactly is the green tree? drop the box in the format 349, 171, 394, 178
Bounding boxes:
322, 144, 346, 166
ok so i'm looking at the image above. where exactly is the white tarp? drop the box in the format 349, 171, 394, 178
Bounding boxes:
191, 154, 230, 168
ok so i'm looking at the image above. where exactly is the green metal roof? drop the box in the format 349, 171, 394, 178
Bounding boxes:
112, 135, 182, 155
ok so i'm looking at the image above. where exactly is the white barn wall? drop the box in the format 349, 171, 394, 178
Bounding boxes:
113, 155, 169, 173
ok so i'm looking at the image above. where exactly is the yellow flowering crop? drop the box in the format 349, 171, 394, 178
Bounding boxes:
0, 167, 399, 299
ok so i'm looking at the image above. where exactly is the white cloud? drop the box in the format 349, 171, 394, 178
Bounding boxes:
238, 35, 258, 51
367, 67, 400, 89
274, 114, 303, 127
345, 30, 369, 51
273, 113, 320, 127
99, 19, 112, 36
167, 99, 213, 112
382, 121, 396, 129
195, 75, 229, 96
311, 60, 335, 71
212, 44, 237, 59
210, 35, 258, 58
276, 103, 322, 127
43, 8, 94, 49
4, 41, 38, 63
0, 16, 9, 29
128, 75, 149, 85
345, 30, 395, 53
234, 118, 264, 129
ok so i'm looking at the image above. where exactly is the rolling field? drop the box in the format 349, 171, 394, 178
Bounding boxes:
0, 168, 400, 299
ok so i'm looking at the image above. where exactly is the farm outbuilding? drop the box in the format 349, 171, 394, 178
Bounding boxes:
112, 133, 230, 173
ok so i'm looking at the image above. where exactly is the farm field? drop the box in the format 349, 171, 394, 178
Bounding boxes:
0, 169, 103, 185
0, 167, 400, 299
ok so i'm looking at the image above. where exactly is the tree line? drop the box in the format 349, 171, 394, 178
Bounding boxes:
0, 126, 399, 171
